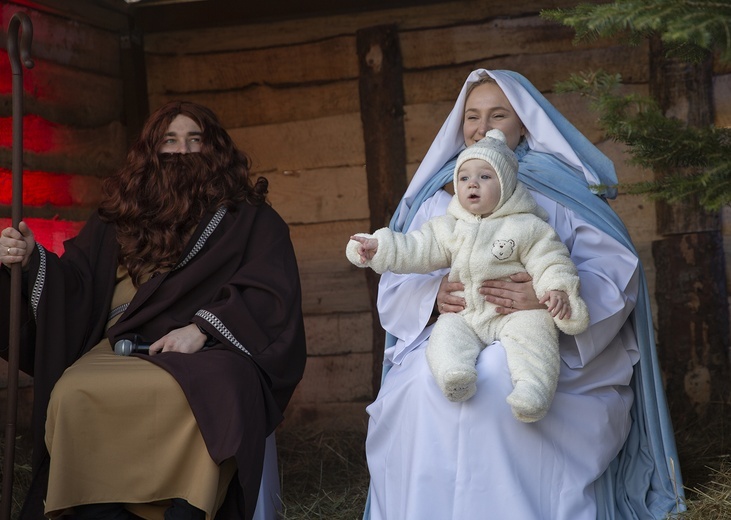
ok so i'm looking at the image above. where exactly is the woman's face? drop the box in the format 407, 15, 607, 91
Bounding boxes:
158, 114, 203, 154
462, 82, 525, 151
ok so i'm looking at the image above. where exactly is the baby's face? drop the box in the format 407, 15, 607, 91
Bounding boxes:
456, 159, 501, 217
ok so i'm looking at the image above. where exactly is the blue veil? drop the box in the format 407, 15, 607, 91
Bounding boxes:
363, 69, 684, 519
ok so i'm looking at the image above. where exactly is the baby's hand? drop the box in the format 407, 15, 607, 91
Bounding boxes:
350, 235, 379, 263
540, 290, 571, 320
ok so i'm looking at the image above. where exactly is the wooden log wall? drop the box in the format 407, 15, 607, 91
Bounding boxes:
1, 0, 730, 434
141, 0, 731, 433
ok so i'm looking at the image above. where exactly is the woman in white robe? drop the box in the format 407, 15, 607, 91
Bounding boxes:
363, 70, 684, 520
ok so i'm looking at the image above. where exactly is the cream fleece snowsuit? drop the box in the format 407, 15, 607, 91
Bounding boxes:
346, 182, 589, 422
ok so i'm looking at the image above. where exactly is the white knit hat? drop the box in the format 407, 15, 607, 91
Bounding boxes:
454, 129, 519, 210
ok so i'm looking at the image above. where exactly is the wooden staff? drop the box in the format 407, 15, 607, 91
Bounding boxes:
2, 12, 33, 520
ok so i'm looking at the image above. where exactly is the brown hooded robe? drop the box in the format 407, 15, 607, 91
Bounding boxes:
0, 201, 307, 520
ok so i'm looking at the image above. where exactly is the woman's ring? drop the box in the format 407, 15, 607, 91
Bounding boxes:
510, 299, 514, 309
6, 247, 10, 255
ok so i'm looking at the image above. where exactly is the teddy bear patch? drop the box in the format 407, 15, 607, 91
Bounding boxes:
492, 239, 515, 260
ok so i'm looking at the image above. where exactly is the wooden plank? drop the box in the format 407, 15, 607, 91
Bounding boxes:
303, 312, 372, 356
0, 54, 124, 126
649, 40, 729, 421
714, 74, 731, 128
6, 0, 129, 32
1, 4, 121, 76
0, 169, 102, 208
402, 43, 651, 106
290, 220, 372, 315
357, 24, 408, 231
143, 14, 587, 97
357, 24, 407, 395
147, 80, 360, 128
608, 193, 658, 250
143, 0, 584, 54
291, 219, 369, 268
280, 401, 369, 432
0, 205, 95, 222
0, 121, 127, 176
145, 35, 359, 95
119, 28, 150, 143
399, 16, 590, 69
133, 0, 448, 33
299, 270, 371, 316
231, 113, 364, 174
288, 352, 373, 403
713, 57, 731, 75
147, 45, 648, 132
260, 165, 369, 225
654, 233, 730, 420
722, 207, 731, 294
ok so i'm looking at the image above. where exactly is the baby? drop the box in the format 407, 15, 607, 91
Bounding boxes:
346, 129, 589, 422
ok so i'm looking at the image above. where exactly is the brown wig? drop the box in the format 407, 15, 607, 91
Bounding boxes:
99, 101, 269, 286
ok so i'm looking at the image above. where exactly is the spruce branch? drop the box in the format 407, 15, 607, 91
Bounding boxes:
556, 70, 731, 209
542, 1, 731, 62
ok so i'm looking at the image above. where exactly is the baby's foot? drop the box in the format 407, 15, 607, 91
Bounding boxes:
506, 380, 551, 423
442, 368, 477, 402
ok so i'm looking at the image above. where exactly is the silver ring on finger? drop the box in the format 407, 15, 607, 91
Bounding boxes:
6, 247, 10, 255
510, 299, 514, 309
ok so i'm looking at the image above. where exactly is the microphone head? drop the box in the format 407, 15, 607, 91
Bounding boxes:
114, 339, 134, 356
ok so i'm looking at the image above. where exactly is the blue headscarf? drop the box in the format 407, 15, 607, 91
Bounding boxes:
367, 69, 684, 519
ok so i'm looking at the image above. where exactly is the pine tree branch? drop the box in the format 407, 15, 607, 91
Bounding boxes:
542, 0, 731, 62
556, 70, 731, 209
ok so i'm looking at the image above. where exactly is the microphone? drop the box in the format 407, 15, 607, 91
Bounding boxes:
114, 338, 151, 356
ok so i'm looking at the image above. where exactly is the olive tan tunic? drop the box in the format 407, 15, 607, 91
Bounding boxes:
45, 267, 236, 519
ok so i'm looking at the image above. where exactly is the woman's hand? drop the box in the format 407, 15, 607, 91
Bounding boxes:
149, 323, 207, 355
436, 275, 466, 314
479, 272, 542, 315
1, 222, 35, 269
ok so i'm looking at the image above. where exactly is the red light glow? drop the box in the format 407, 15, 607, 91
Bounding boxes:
0, 217, 84, 255
0, 114, 64, 153
0, 168, 72, 206
0, 168, 101, 207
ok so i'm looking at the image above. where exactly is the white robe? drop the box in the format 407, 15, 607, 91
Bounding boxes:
366, 188, 640, 520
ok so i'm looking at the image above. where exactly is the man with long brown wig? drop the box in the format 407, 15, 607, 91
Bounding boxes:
0, 101, 307, 520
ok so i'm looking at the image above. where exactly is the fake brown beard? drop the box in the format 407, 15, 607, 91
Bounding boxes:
116, 153, 216, 285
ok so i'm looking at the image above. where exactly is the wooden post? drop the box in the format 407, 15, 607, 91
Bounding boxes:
120, 23, 149, 145
356, 25, 408, 396
649, 37, 731, 422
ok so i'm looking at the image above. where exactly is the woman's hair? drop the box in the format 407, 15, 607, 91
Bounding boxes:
465, 75, 498, 98
99, 101, 269, 285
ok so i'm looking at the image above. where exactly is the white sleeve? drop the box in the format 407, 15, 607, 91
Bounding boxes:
376, 191, 452, 350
